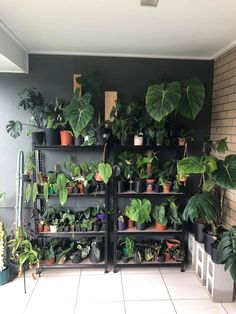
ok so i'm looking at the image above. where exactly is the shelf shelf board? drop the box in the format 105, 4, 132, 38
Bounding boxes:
38, 231, 105, 237
39, 258, 105, 269
114, 144, 184, 151
36, 192, 105, 199
117, 192, 184, 197
33, 144, 105, 150
117, 226, 183, 234
116, 260, 182, 267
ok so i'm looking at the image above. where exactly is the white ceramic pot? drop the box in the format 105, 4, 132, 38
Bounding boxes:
50, 225, 58, 233
134, 135, 143, 146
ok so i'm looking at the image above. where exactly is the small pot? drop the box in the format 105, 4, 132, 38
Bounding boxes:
45, 128, 60, 145
146, 179, 155, 192
58, 226, 63, 232
157, 254, 165, 263
93, 223, 101, 232
166, 239, 181, 249
204, 231, 215, 254
155, 222, 167, 231
50, 225, 58, 233
67, 186, 73, 194
63, 226, 70, 232
74, 135, 83, 146
44, 257, 55, 266
136, 222, 146, 230
178, 138, 187, 146
95, 172, 103, 182
164, 252, 171, 262
43, 225, 50, 232
117, 181, 125, 193
128, 219, 135, 228
0, 266, 10, 285
118, 219, 126, 231
38, 223, 44, 233
71, 252, 82, 263
128, 181, 135, 192
134, 135, 144, 146
211, 241, 220, 264
122, 256, 130, 263
162, 181, 172, 193
60, 130, 73, 145
194, 221, 207, 243
134, 181, 142, 193
154, 184, 160, 192
77, 182, 85, 194
32, 131, 44, 145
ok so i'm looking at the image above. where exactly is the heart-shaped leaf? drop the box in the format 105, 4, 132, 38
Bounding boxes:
98, 163, 112, 185
213, 154, 236, 189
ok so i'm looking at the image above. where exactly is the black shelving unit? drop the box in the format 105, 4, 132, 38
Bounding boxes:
32, 144, 109, 273
112, 144, 186, 273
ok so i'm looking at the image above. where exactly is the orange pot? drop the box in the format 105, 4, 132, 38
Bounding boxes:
166, 239, 181, 249
38, 224, 44, 233
178, 138, 187, 146
128, 219, 135, 228
60, 131, 73, 145
44, 257, 55, 266
163, 181, 172, 193
67, 186, 73, 194
43, 225, 50, 232
155, 222, 167, 231
95, 172, 103, 182
164, 252, 171, 262
77, 182, 85, 194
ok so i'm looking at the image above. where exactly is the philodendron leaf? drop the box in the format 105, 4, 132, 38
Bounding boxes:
56, 173, 68, 206
146, 81, 181, 122
177, 156, 206, 174
25, 184, 32, 202
177, 78, 205, 120
98, 163, 112, 185
32, 182, 38, 202
183, 192, 219, 223
213, 154, 236, 189
6, 120, 23, 138
64, 92, 94, 137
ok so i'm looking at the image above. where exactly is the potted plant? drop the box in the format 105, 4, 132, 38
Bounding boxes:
116, 150, 136, 191
159, 176, 172, 193
0, 221, 10, 285
125, 199, 151, 230
43, 246, 56, 266
23, 151, 36, 182
121, 237, 135, 263
166, 197, 182, 230
6, 88, 47, 144
89, 237, 104, 263
134, 132, 144, 146
172, 248, 185, 262
144, 247, 155, 262
49, 218, 59, 233
152, 203, 168, 231
177, 128, 193, 146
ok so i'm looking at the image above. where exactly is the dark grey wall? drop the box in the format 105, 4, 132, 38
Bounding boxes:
0, 54, 213, 228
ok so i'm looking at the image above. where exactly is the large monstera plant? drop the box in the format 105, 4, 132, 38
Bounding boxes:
64, 88, 94, 137
145, 78, 205, 122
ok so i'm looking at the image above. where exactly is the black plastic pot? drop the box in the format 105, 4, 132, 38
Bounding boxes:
32, 131, 44, 145
89, 244, 104, 263
136, 222, 146, 230
128, 181, 135, 192
154, 184, 160, 192
194, 221, 207, 243
173, 222, 182, 230
211, 241, 220, 264
98, 183, 105, 192
204, 231, 215, 254
156, 254, 165, 263
45, 128, 60, 145
74, 136, 83, 145
117, 181, 125, 193
134, 181, 142, 193
23, 174, 31, 182
38, 184, 44, 194
93, 223, 101, 232
72, 187, 79, 194
117, 249, 123, 261
0, 266, 10, 285
71, 252, 82, 263
122, 256, 130, 263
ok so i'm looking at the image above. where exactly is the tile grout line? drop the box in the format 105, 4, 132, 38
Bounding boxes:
73, 269, 82, 314
221, 303, 229, 314
120, 271, 127, 314
23, 276, 40, 314
159, 271, 178, 314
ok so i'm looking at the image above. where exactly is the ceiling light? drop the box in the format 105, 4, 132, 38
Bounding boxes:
141, 0, 159, 7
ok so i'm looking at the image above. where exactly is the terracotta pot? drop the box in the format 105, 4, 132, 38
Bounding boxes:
60, 130, 73, 145
166, 239, 181, 249
43, 225, 50, 232
128, 219, 135, 228
162, 181, 172, 193
44, 257, 55, 266
134, 135, 143, 146
95, 172, 103, 182
146, 178, 155, 192
38, 224, 44, 233
155, 222, 167, 231
67, 186, 73, 194
164, 252, 171, 262
178, 138, 187, 146
77, 182, 85, 194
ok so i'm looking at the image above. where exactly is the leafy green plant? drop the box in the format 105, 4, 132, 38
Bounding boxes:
122, 237, 135, 258
217, 226, 236, 282
98, 163, 112, 184
55, 173, 68, 206
64, 88, 94, 137
125, 199, 151, 224
152, 204, 168, 226
0, 221, 8, 271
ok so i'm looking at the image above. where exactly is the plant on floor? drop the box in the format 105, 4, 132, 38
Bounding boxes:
0, 221, 10, 285
6, 88, 47, 138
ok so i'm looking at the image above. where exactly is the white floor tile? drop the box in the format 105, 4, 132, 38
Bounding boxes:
121, 266, 160, 274
77, 273, 123, 302
24, 276, 79, 314
125, 300, 176, 314
173, 299, 227, 314
81, 267, 107, 275
222, 301, 236, 314
0, 276, 38, 314
75, 301, 125, 314
162, 273, 209, 300
40, 268, 81, 277
122, 273, 170, 301
159, 265, 194, 274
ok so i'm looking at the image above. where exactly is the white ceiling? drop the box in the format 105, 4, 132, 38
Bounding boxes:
0, 0, 236, 61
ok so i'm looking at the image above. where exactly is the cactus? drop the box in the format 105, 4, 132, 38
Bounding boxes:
0, 221, 7, 272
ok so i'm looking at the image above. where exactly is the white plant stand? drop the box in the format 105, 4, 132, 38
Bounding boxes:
195, 242, 208, 285
206, 255, 234, 302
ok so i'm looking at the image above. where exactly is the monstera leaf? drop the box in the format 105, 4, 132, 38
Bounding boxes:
177, 78, 205, 120
146, 81, 181, 122
6, 120, 23, 138
183, 192, 219, 223
64, 90, 94, 137
213, 154, 236, 189
98, 163, 112, 185
218, 226, 236, 282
